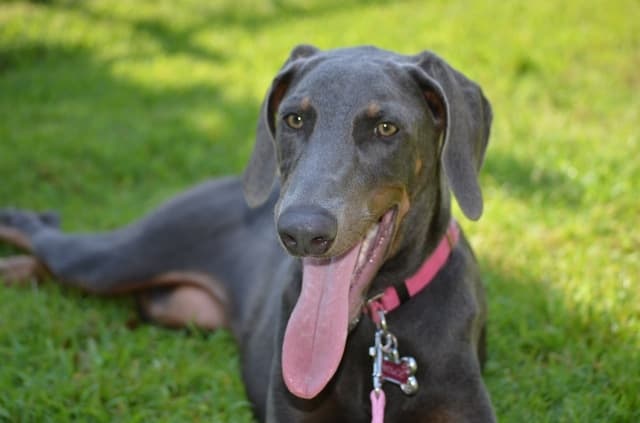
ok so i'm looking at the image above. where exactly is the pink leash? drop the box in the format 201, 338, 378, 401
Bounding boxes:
370, 390, 386, 423
367, 220, 459, 423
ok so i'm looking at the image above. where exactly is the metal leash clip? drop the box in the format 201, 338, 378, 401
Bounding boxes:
369, 310, 419, 396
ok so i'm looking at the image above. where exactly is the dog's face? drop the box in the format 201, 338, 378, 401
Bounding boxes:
243, 45, 491, 399
272, 48, 443, 260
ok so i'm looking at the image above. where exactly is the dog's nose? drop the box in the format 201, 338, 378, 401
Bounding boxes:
277, 206, 337, 256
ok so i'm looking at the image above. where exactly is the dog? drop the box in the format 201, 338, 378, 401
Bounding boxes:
0, 45, 496, 422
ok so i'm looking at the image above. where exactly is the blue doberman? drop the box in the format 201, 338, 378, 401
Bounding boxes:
1, 45, 495, 422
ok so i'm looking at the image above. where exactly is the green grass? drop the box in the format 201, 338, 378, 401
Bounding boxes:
1, 0, 638, 421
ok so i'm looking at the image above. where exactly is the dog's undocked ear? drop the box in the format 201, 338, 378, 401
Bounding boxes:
242, 45, 320, 208
407, 52, 492, 220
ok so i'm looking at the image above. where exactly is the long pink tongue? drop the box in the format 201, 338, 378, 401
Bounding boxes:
281, 243, 361, 399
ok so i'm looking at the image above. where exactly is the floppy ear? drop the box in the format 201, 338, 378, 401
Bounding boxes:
407, 52, 492, 220
242, 100, 278, 208
242, 44, 320, 208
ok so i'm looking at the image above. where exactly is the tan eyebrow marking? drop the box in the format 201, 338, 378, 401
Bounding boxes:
300, 96, 311, 111
366, 101, 381, 117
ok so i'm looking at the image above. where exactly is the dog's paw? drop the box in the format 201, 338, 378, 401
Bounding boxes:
0, 208, 61, 234
0, 255, 43, 286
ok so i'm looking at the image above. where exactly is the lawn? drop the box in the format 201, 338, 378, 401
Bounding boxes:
1, 0, 638, 421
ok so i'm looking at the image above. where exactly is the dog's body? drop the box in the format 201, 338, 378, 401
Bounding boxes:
1, 46, 495, 422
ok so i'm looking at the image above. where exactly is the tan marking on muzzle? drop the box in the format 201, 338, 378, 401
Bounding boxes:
368, 185, 411, 257
414, 158, 423, 176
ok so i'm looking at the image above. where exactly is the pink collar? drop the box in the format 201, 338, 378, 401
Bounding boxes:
366, 220, 460, 324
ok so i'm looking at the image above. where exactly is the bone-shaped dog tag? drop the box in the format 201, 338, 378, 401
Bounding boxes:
369, 315, 419, 396
381, 355, 418, 395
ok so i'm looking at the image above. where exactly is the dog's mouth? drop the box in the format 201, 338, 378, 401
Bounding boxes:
281, 207, 397, 399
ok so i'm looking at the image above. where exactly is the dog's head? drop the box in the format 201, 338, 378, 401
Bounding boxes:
243, 45, 492, 399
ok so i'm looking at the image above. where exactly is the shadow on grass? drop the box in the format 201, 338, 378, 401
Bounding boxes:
482, 151, 584, 209
12, 0, 403, 65
0, 35, 259, 218
53, 0, 398, 33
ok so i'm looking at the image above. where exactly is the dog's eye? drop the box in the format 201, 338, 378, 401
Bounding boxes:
374, 122, 398, 137
284, 113, 304, 129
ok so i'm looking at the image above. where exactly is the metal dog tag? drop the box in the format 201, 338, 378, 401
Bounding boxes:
381, 354, 418, 395
369, 312, 419, 396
